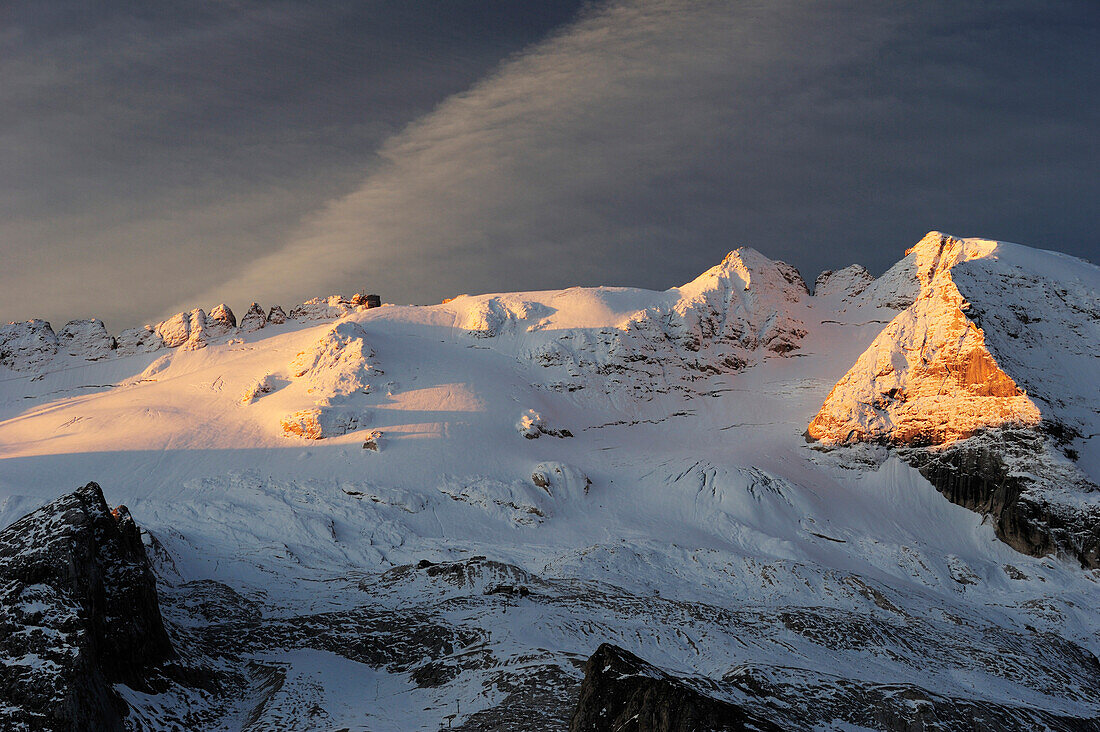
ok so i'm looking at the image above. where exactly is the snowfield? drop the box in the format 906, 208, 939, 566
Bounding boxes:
1, 233, 1098, 729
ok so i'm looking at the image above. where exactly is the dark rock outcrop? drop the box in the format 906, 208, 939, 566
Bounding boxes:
569, 644, 782, 732
0, 483, 174, 731
0, 319, 59, 372
903, 429, 1100, 568
239, 302, 267, 332
267, 305, 287, 325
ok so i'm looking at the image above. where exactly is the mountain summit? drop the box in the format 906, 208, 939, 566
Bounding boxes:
1, 233, 1098, 729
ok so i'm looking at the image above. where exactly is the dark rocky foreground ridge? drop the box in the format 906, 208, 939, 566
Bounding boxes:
0, 483, 173, 731
2, 487, 1099, 731
569, 643, 782, 731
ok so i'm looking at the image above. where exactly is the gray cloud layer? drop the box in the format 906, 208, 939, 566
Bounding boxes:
3, 0, 1097, 329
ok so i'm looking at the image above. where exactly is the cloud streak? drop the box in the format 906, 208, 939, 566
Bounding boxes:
2, 1, 1096, 328
0, 0, 581, 328
185, 0, 1099, 317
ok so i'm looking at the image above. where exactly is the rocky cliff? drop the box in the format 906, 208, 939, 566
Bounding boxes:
569, 644, 781, 732
0, 483, 173, 731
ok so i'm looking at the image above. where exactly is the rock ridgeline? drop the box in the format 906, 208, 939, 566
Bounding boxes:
466, 247, 816, 397
569, 644, 782, 732
0, 483, 174, 731
568, 642, 1100, 731
0, 293, 383, 373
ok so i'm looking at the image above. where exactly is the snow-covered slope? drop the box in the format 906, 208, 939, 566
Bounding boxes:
1, 236, 1098, 730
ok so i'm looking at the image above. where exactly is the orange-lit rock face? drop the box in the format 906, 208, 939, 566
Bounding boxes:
281, 409, 324, 439
808, 232, 1041, 446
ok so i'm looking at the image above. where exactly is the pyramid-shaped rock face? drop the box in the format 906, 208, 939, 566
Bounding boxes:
239, 302, 267, 332
205, 304, 236, 338
808, 232, 1041, 446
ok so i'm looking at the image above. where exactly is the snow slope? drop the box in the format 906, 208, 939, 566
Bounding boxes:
1, 236, 1098, 729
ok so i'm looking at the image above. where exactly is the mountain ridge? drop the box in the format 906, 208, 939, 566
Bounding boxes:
1, 232, 1098, 729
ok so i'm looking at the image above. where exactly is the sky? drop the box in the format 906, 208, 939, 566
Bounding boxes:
2, 0, 1097, 331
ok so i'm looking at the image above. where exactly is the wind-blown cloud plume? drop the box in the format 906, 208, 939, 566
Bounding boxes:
0, 0, 580, 328
184, 0, 1098, 315
2, 1, 1095, 327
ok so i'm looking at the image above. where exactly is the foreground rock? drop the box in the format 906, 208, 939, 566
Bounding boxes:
569, 644, 781, 732
0, 483, 173, 731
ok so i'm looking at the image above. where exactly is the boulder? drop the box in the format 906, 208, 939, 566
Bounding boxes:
281, 407, 364, 439
531, 462, 590, 498
240, 373, 279, 405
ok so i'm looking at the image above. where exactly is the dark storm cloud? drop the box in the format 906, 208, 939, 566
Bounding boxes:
2, 0, 1097, 329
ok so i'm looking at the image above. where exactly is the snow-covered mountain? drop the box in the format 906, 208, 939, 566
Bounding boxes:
1, 233, 1098, 730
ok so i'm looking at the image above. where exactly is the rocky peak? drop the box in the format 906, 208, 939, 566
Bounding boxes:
672, 247, 808, 356
239, 302, 267, 332
205, 304, 236, 338
808, 233, 1039, 446
678, 247, 808, 304
58, 318, 116, 360
155, 308, 208, 350
906, 230, 998, 287
814, 264, 874, 298
0, 319, 58, 372
0, 482, 173, 731
809, 232, 1100, 566
266, 305, 288, 324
